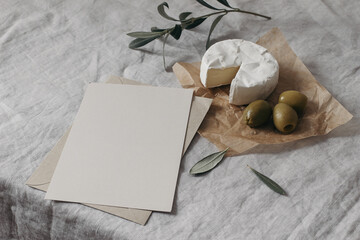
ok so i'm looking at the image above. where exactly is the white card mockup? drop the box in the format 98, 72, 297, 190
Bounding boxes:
45, 83, 193, 212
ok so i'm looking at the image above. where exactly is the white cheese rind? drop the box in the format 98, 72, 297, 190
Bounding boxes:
200, 39, 279, 105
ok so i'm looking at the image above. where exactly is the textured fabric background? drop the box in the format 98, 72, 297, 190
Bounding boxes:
1, 0, 360, 239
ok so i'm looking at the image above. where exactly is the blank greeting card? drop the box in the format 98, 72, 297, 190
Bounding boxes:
45, 83, 193, 212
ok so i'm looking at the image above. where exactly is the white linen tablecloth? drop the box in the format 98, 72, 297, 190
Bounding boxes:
1, 0, 359, 239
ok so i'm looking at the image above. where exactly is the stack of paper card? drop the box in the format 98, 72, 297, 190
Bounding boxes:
26, 76, 212, 225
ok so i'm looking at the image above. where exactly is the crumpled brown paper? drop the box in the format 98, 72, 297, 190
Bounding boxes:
173, 27, 353, 156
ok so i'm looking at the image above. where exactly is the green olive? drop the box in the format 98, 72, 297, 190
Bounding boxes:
242, 100, 272, 128
273, 103, 298, 134
278, 90, 308, 116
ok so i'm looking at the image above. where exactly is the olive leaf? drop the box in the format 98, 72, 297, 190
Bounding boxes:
170, 24, 182, 40
183, 17, 207, 29
179, 12, 192, 21
157, 2, 178, 21
195, 0, 220, 10
129, 36, 161, 49
162, 32, 170, 69
216, 0, 234, 9
151, 27, 167, 32
127, 31, 165, 38
248, 165, 287, 196
206, 14, 225, 49
190, 148, 229, 175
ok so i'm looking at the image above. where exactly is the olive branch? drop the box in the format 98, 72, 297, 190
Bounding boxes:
127, 0, 271, 69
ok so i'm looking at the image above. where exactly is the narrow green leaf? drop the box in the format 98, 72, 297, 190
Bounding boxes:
248, 166, 287, 196
170, 24, 182, 40
216, 0, 234, 9
127, 31, 164, 38
157, 2, 178, 21
195, 0, 220, 10
151, 27, 167, 32
183, 17, 207, 29
162, 32, 170, 69
179, 12, 192, 21
206, 14, 225, 49
129, 36, 159, 49
190, 148, 229, 175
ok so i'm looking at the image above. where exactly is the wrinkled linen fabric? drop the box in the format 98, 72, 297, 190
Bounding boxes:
1, 0, 360, 239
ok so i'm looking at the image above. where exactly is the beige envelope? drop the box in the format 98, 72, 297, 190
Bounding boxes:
26, 76, 212, 225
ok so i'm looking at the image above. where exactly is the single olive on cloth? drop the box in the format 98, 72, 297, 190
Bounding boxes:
242, 100, 272, 128
273, 103, 298, 134
279, 90, 308, 116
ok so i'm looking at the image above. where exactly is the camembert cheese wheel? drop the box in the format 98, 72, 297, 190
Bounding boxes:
200, 39, 279, 105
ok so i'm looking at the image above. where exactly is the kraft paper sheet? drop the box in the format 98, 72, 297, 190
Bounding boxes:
173, 28, 353, 156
